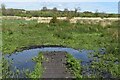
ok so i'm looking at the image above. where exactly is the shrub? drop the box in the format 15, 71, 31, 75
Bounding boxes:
49, 16, 59, 25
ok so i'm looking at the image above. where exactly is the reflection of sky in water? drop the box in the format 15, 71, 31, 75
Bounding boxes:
4, 2, 118, 13
5, 47, 93, 71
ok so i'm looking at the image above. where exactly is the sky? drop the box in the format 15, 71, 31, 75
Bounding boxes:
1, 0, 119, 13
1, 0, 120, 2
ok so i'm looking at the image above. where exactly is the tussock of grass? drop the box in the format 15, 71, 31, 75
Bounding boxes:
66, 54, 82, 78
26, 52, 44, 78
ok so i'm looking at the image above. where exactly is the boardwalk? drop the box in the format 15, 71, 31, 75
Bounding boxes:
41, 51, 74, 78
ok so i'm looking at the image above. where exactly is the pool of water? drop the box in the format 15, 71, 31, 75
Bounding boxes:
5, 47, 93, 71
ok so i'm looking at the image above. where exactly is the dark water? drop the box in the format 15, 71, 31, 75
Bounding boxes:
5, 47, 93, 72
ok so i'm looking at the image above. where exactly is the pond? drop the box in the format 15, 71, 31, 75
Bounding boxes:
5, 46, 96, 78
5, 47, 94, 69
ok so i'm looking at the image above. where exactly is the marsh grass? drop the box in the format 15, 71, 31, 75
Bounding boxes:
2, 19, 119, 78
2, 57, 13, 78
66, 54, 82, 78
89, 52, 119, 78
26, 52, 44, 78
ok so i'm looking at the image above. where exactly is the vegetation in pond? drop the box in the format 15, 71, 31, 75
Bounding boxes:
66, 54, 82, 78
2, 57, 11, 78
2, 57, 23, 78
26, 52, 44, 78
88, 51, 120, 78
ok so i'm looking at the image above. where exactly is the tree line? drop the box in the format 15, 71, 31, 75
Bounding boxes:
1, 3, 118, 18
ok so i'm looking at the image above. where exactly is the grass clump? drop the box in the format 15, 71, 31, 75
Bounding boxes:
26, 52, 44, 78
49, 16, 59, 26
89, 51, 120, 78
66, 54, 82, 78
2, 57, 19, 78
2, 58, 11, 78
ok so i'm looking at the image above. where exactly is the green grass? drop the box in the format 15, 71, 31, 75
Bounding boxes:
0, 65, 1, 79
2, 19, 117, 54
89, 52, 119, 78
2, 58, 12, 78
0, 14, 2, 78
66, 54, 82, 78
2, 19, 119, 78
26, 52, 44, 78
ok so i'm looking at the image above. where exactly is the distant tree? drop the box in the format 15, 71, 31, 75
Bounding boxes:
95, 9, 99, 17
83, 11, 92, 14
100, 12, 107, 18
1, 3, 6, 15
26, 11, 30, 14
64, 8, 69, 12
74, 7, 81, 17
41, 6, 47, 11
64, 8, 69, 17
6, 8, 14, 16
53, 7, 57, 11
108, 14, 114, 17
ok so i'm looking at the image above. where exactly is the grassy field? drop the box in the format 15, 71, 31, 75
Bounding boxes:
2, 18, 119, 78
2, 19, 118, 54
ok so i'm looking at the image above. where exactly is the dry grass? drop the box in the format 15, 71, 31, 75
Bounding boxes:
1, 16, 118, 24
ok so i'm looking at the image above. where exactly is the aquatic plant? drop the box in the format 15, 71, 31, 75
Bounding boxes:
26, 52, 44, 78
2, 57, 13, 78
66, 54, 82, 78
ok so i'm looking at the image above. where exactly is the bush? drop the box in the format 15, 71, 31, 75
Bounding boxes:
26, 14, 32, 18
49, 16, 58, 24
